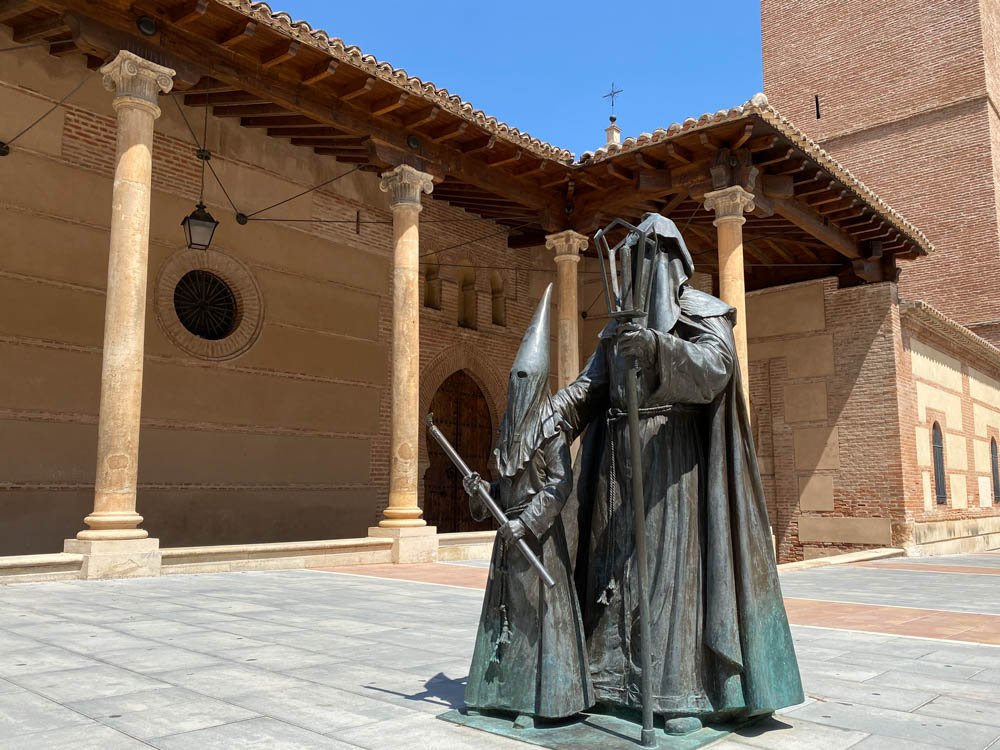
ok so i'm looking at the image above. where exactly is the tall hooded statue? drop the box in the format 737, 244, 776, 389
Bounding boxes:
463, 283, 594, 721
554, 214, 803, 732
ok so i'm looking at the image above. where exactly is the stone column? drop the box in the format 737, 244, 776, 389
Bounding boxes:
63, 51, 174, 579
369, 165, 438, 562
545, 230, 588, 388
704, 185, 755, 407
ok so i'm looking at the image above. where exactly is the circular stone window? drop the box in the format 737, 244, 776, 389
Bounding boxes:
155, 249, 263, 360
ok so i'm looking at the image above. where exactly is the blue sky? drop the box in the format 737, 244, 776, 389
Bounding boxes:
275, 1, 763, 157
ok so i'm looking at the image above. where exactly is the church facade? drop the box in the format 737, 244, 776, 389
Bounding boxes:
0, 0, 997, 579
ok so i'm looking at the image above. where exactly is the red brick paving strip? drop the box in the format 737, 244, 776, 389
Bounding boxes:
851, 562, 1000, 576
318, 563, 1000, 645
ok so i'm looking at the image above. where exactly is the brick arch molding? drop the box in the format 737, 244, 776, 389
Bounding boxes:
418, 345, 507, 500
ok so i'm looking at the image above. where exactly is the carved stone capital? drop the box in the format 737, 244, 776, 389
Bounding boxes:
546, 229, 588, 262
704, 185, 756, 226
380, 164, 434, 209
101, 50, 175, 116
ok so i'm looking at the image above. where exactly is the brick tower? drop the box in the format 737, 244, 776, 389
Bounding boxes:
763, 0, 1000, 344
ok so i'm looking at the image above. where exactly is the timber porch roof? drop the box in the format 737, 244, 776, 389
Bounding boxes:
1, 0, 933, 291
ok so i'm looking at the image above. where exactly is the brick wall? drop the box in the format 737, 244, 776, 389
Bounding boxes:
762, 0, 1000, 343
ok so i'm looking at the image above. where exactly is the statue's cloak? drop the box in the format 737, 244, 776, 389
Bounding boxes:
560, 215, 803, 716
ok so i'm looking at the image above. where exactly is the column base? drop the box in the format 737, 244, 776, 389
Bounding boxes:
368, 526, 439, 564
63, 538, 161, 580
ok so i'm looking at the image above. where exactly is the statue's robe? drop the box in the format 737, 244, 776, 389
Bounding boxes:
464, 416, 594, 718
556, 283, 804, 719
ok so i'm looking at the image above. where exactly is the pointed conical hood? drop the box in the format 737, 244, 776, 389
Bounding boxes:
496, 283, 556, 477
510, 282, 553, 381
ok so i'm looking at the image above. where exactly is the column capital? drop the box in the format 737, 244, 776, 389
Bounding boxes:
546, 229, 588, 263
380, 164, 434, 210
101, 50, 175, 116
704, 185, 755, 226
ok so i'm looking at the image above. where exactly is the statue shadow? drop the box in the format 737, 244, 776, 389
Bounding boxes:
728, 715, 794, 738
363, 671, 468, 710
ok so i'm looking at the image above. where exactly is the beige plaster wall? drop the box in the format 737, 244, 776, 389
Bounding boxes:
747, 279, 904, 561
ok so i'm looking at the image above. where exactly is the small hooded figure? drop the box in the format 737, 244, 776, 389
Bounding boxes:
462, 283, 594, 722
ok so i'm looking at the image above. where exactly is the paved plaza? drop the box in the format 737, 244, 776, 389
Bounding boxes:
0, 554, 998, 749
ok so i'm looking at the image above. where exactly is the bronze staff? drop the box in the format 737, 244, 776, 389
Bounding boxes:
425, 413, 556, 589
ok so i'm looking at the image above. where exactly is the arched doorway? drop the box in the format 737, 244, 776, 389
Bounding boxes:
424, 370, 496, 533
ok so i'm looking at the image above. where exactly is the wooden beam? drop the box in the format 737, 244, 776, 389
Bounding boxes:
219, 20, 256, 50
12, 14, 67, 43
169, 0, 209, 27
241, 114, 321, 128
290, 136, 367, 147
660, 191, 689, 217
606, 162, 632, 182
732, 123, 754, 149
771, 197, 860, 258
755, 147, 795, 168
301, 60, 339, 86
181, 78, 240, 95
402, 106, 440, 128
746, 135, 778, 152
339, 76, 376, 102
633, 152, 665, 171
213, 103, 288, 117
665, 143, 693, 164
428, 120, 468, 143
368, 91, 408, 116
486, 151, 522, 168
314, 151, 369, 163
266, 127, 351, 138
261, 39, 300, 69
184, 90, 266, 106
459, 135, 495, 154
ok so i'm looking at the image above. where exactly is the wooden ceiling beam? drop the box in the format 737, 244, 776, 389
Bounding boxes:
368, 91, 408, 116
402, 106, 440, 128
755, 148, 795, 168
260, 39, 299, 69
428, 120, 468, 143
731, 123, 754, 150
213, 103, 288, 117
458, 135, 495, 154
771, 197, 860, 258
339, 76, 376, 102
241, 114, 320, 128
266, 126, 351, 138
219, 19, 256, 50
486, 151, 522, 168
168, 0, 209, 27
290, 137, 367, 147
184, 90, 266, 106
747, 134, 778, 152
301, 60, 339, 86
180, 78, 240, 95
665, 143, 693, 164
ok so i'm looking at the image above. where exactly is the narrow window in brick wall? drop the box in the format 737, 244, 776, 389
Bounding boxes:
458, 267, 478, 329
424, 260, 441, 310
814, 94, 821, 119
490, 272, 506, 326
932, 422, 947, 504
992, 438, 1000, 504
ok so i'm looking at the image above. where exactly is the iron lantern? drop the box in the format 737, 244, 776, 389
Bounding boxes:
181, 202, 219, 250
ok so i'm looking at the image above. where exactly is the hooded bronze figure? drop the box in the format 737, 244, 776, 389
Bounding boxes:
463, 283, 594, 722
555, 213, 803, 733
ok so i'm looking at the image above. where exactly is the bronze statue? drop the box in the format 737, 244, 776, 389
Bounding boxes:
459, 283, 595, 723
555, 214, 803, 735
438, 215, 802, 746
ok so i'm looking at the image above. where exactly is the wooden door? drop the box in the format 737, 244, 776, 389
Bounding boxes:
424, 370, 495, 534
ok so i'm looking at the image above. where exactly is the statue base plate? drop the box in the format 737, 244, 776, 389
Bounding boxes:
439, 707, 760, 749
